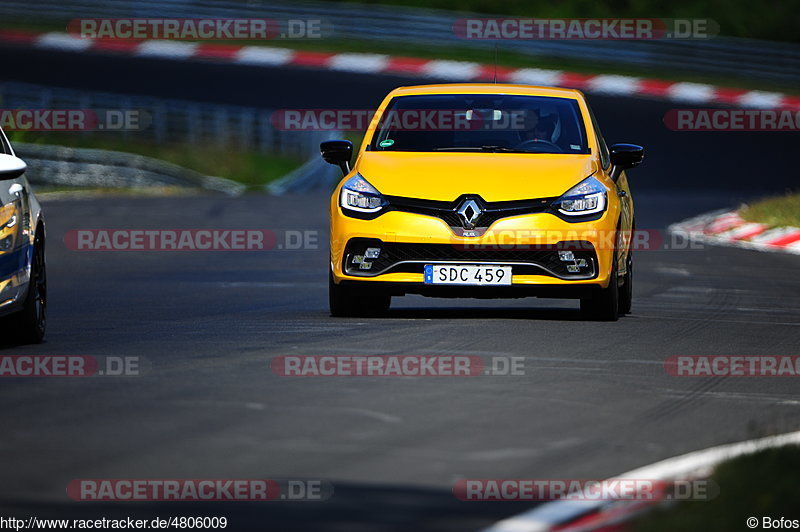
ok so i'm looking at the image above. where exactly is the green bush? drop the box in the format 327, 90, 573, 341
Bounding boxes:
635, 445, 800, 532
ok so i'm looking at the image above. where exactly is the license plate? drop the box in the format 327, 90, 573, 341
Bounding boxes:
424, 265, 512, 285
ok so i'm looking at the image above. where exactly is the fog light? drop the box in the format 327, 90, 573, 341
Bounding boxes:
558, 250, 575, 261
365, 247, 381, 259
352, 255, 364, 264
359, 261, 373, 270
575, 258, 588, 267
566, 264, 579, 273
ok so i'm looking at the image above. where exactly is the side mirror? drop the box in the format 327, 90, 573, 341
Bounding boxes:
320, 140, 353, 176
0, 153, 27, 180
609, 143, 644, 171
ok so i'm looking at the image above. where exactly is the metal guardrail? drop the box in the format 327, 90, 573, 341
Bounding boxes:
1, 0, 799, 84
15, 142, 247, 194
0, 81, 334, 158
0, 82, 343, 193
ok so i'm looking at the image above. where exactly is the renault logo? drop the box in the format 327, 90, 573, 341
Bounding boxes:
457, 199, 483, 229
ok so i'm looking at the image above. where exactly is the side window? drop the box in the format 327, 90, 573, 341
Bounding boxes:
0, 128, 10, 155
587, 106, 610, 169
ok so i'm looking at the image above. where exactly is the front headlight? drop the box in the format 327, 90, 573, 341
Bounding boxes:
0, 203, 18, 253
339, 174, 387, 214
552, 176, 608, 216
0, 203, 17, 229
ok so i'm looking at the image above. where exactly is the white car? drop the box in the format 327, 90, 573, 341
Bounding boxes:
0, 127, 46, 343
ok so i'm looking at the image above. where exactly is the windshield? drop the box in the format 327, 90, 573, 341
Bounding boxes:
370, 94, 589, 154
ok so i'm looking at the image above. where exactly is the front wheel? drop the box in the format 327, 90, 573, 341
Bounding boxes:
580, 258, 619, 322
618, 252, 633, 315
329, 270, 390, 317
5, 232, 47, 343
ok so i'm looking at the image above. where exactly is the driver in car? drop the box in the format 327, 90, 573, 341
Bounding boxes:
517, 108, 558, 147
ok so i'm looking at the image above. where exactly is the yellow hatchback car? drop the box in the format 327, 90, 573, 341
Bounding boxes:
322, 84, 643, 321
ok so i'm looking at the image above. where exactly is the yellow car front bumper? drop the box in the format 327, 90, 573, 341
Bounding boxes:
330, 200, 622, 293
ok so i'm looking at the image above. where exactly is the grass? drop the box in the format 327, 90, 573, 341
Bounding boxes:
34, 186, 202, 197
7, 132, 304, 189
740, 193, 800, 228
633, 445, 800, 532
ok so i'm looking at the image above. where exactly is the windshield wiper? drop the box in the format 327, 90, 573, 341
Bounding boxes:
433, 146, 532, 153
479, 145, 532, 153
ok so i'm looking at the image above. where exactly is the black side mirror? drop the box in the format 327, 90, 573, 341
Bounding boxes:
320, 140, 353, 176
609, 143, 644, 171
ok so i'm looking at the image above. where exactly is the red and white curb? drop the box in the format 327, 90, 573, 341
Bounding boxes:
481, 430, 800, 532
1, 29, 799, 110
669, 210, 800, 255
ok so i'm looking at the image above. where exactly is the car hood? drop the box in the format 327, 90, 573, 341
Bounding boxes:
354, 152, 599, 202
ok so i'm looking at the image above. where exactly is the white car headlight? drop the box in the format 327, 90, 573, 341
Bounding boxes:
339, 174, 387, 214
553, 176, 608, 216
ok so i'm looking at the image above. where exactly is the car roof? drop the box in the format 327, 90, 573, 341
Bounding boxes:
385, 83, 584, 100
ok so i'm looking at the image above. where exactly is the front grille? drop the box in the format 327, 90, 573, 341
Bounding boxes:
385, 194, 555, 231
343, 238, 597, 279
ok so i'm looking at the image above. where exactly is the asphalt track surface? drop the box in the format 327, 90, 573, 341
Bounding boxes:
1, 45, 800, 530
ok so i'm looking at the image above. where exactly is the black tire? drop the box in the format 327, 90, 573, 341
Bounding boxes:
7, 232, 46, 343
618, 251, 633, 315
329, 270, 390, 317
580, 257, 619, 322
